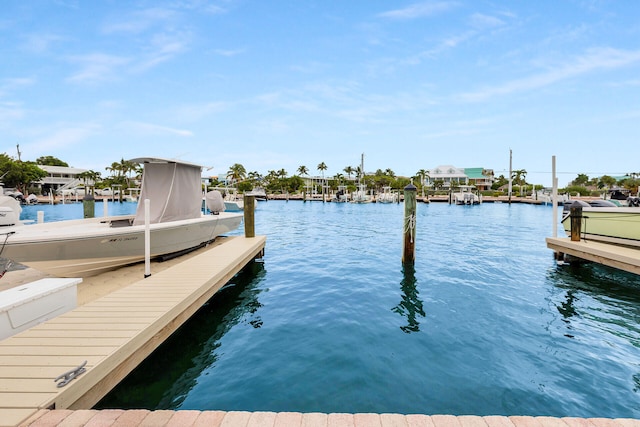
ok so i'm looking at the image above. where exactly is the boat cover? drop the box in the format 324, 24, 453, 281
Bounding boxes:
132, 160, 202, 225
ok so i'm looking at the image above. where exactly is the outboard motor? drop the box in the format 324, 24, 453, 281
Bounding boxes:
0, 196, 21, 226
205, 190, 225, 215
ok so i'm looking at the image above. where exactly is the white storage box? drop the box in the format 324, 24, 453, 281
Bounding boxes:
0, 278, 81, 340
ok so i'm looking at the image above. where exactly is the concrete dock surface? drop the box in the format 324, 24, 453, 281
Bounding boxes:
20, 410, 640, 427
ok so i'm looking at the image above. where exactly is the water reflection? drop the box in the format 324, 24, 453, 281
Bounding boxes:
95, 261, 266, 410
392, 264, 425, 333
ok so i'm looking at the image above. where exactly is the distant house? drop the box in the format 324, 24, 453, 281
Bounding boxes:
425, 165, 494, 190
426, 165, 468, 188
464, 167, 495, 191
35, 165, 88, 195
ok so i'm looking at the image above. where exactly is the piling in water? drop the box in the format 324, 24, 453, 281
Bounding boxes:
403, 183, 417, 264
83, 193, 95, 218
570, 201, 582, 242
244, 195, 255, 238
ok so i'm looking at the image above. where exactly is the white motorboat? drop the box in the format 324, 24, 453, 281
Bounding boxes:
376, 186, 397, 204
224, 190, 245, 211
0, 158, 243, 277
452, 185, 481, 205
561, 201, 640, 248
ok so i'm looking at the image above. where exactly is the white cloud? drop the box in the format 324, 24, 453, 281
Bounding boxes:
119, 121, 194, 137
459, 47, 640, 102
214, 48, 245, 57
378, 1, 458, 20
102, 8, 177, 34
27, 125, 98, 153
66, 53, 131, 84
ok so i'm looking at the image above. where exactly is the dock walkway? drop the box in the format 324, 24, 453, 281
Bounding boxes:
0, 235, 266, 427
546, 237, 640, 275
20, 410, 640, 427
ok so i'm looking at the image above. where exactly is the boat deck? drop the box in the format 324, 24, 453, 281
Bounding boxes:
20, 410, 640, 427
546, 237, 640, 275
0, 235, 266, 427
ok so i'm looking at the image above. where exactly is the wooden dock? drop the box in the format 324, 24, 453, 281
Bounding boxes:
0, 235, 266, 427
546, 237, 640, 275
19, 409, 640, 427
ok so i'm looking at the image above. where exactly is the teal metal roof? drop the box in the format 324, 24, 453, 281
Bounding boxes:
464, 168, 485, 179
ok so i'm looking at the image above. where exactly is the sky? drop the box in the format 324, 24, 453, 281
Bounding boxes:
1, 1, 639, 187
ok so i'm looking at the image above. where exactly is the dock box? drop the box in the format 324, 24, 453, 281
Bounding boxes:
0, 278, 81, 340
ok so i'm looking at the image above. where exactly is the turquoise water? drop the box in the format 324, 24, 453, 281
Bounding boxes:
23, 201, 640, 417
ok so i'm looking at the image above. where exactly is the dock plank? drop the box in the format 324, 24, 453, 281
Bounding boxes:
0, 235, 266, 427
546, 237, 640, 275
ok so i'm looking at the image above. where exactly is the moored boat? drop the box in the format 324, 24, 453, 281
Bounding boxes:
561, 201, 640, 248
0, 157, 243, 277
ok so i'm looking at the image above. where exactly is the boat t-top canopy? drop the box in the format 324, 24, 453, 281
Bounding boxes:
129, 157, 204, 225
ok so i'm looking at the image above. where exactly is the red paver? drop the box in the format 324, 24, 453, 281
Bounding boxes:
353, 413, 382, 427
111, 410, 151, 427
432, 415, 462, 427
221, 411, 253, 427
484, 416, 516, 427
380, 413, 408, 427
26, 409, 74, 427
138, 410, 175, 427
562, 418, 596, 427
302, 412, 328, 427
510, 417, 544, 427
166, 410, 201, 427
406, 414, 436, 427
84, 409, 125, 427
193, 410, 227, 427
457, 415, 488, 427
328, 413, 355, 427
275, 412, 304, 427
57, 410, 99, 427
247, 411, 277, 427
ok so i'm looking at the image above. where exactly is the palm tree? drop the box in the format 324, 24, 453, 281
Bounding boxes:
416, 169, 429, 197
512, 169, 527, 196
344, 166, 354, 181
317, 162, 327, 179
227, 163, 247, 186
297, 165, 309, 176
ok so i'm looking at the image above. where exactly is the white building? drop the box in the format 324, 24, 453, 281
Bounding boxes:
35, 165, 88, 195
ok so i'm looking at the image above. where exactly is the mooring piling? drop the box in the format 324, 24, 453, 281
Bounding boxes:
244, 194, 256, 238
570, 201, 582, 242
403, 183, 417, 264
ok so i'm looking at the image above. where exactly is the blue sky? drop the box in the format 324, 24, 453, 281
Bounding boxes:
1, 1, 639, 187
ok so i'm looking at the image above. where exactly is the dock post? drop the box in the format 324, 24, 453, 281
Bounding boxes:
83, 193, 95, 218
402, 183, 417, 265
569, 201, 582, 242
244, 195, 255, 238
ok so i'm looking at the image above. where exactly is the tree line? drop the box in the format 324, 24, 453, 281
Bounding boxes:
2, 152, 638, 197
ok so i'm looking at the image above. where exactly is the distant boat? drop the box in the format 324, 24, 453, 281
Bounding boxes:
0, 157, 243, 277
351, 183, 371, 204
376, 186, 397, 204
452, 185, 481, 205
561, 201, 640, 248
331, 185, 348, 203
246, 187, 267, 201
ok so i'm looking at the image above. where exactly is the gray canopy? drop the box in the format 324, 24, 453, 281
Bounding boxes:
131, 158, 203, 225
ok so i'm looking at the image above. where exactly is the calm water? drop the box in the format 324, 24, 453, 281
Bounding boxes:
23, 201, 640, 417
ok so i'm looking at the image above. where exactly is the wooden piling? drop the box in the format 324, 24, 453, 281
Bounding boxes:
402, 183, 417, 265
82, 194, 95, 218
570, 201, 582, 242
244, 195, 255, 238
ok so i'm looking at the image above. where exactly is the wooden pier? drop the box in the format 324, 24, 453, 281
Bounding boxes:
0, 235, 266, 427
546, 237, 640, 275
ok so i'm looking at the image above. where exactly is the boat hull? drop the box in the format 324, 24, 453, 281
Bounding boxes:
561, 207, 640, 248
0, 213, 243, 277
